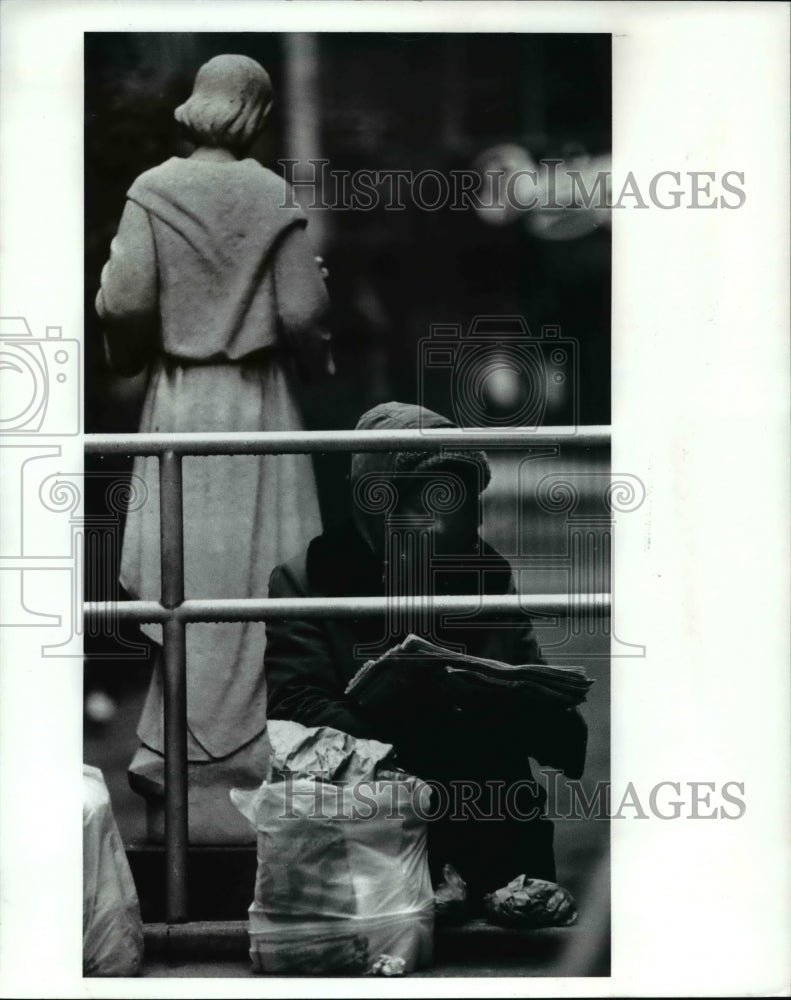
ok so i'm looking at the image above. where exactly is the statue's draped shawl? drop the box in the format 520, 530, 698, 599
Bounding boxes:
124, 157, 312, 360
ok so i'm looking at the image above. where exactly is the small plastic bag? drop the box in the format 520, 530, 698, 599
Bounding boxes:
83, 765, 144, 976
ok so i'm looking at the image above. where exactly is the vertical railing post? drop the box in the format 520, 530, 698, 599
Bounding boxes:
159, 450, 188, 923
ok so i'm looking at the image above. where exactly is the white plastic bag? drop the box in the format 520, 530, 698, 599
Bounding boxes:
83, 765, 144, 977
232, 722, 434, 975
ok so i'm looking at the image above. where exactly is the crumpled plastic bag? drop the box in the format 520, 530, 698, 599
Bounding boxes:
433, 862, 468, 925
266, 719, 394, 783
483, 874, 577, 928
368, 953, 406, 976
83, 765, 144, 976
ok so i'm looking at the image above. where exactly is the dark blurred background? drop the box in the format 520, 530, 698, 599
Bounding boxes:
85, 31, 610, 437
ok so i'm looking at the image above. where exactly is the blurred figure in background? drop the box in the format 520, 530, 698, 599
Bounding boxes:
472, 143, 612, 238
96, 54, 333, 840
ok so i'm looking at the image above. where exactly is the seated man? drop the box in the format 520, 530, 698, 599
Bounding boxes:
264, 401, 587, 924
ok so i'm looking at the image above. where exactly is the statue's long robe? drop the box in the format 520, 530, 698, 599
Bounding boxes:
97, 156, 327, 760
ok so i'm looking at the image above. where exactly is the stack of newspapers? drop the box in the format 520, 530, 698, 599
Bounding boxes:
345, 634, 593, 713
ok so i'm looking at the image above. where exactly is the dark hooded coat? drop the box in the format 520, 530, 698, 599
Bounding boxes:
264, 402, 587, 891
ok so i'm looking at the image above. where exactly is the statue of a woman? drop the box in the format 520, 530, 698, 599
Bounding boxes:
96, 55, 332, 840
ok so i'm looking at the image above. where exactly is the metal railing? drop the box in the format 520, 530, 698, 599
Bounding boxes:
84, 426, 611, 923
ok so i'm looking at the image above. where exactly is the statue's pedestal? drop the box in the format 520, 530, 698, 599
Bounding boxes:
128, 737, 269, 845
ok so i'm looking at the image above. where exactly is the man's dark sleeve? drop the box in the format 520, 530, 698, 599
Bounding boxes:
264, 564, 376, 739
505, 577, 588, 781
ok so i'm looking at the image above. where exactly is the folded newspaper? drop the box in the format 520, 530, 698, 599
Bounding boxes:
345, 634, 593, 712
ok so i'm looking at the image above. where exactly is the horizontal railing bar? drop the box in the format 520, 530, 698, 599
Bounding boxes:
85, 593, 611, 623
84, 426, 610, 456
